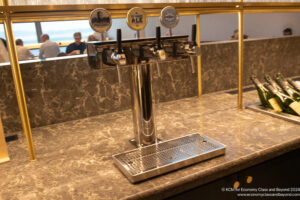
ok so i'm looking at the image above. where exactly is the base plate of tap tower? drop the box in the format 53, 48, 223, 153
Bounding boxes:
246, 102, 300, 125
112, 133, 226, 183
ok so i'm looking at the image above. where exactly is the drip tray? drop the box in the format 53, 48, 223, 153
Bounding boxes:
112, 133, 226, 183
246, 102, 300, 125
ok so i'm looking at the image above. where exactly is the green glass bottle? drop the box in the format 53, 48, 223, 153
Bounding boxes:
287, 78, 300, 92
263, 83, 283, 112
250, 75, 272, 108
264, 74, 283, 93
275, 73, 300, 101
265, 84, 300, 116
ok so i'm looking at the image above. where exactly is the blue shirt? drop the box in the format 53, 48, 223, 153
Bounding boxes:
66, 42, 86, 54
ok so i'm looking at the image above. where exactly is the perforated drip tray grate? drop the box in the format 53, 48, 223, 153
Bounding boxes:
112, 133, 226, 183
246, 102, 300, 125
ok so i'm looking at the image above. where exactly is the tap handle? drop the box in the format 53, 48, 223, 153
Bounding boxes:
156, 26, 161, 49
191, 24, 197, 45
117, 29, 122, 53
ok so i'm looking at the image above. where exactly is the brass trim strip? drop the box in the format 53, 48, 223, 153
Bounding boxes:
238, 7, 244, 110
196, 14, 202, 97
0, 3, 239, 12
244, 9, 300, 13
2, 0, 36, 161
0, 2, 299, 12
0, 117, 9, 164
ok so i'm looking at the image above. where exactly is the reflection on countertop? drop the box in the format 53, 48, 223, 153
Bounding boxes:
1, 90, 299, 200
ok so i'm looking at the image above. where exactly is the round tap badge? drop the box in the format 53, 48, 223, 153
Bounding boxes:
160, 6, 179, 29
89, 8, 112, 33
126, 7, 147, 31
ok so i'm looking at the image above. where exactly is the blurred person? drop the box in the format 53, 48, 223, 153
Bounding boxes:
84, 35, 98, 54
283, 28, 292, 36
0, 38, 9, 62
231, 29, 248, 40
0, 38, 7, 49
16, 39, 34, 61
39, 34, 60, 59
66, 32, 86, 55
231, 29, 239, 40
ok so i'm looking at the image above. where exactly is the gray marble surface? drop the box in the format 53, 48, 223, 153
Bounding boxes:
1, 90, 299, 200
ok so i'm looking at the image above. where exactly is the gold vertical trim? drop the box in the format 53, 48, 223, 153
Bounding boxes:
2, 0, 36, 161
238, 6, 244, 110
0, 117, 9, 164
196, 14, 202, 97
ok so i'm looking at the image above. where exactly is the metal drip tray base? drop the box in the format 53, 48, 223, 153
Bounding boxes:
246, 102, 300, 125
113, 133, 226, 183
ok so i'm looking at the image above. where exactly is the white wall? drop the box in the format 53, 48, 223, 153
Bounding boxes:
244, 12, 300, 38
200, 14, 238, 41
198, 12, 300, 41
108, 12, 300, 42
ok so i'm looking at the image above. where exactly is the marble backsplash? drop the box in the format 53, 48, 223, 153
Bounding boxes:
0, 56, 197, 134
201, 36, 300, 93
1, 36, 300, 134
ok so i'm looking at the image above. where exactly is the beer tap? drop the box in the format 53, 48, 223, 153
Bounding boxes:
154, 26, 166, 61
185, 24, 201, 55
150, 26, 166, 77
171, 24, 200, 74
111, 29, 127, 84
111, 29, 126, 65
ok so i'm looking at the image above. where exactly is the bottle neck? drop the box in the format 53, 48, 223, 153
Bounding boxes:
252, 77, 264, 89
278, 79, 300, 97
265, 84, 285, 101
274, 89, 294, 102
288, 79, 300, 91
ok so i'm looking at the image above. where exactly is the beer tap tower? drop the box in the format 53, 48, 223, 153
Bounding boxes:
87, 7, 225, 183
87, 7, 201, 147
126, 7, 157, 147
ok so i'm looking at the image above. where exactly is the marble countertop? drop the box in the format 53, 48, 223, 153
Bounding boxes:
1, 90, 300, 200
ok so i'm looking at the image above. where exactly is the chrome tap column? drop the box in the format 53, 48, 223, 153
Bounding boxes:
130, 62, 156, 146
127, 7, 157, 147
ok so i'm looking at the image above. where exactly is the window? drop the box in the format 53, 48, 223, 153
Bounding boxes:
13, 22, 37, 44
0, 24, 5, 40
41, 20, 94, 42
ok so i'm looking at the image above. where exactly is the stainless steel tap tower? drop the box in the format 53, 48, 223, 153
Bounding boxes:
130, 62, 156, 146
87, 7, 226, 184
87, 7, 199, 147
127, 8, 161, 147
